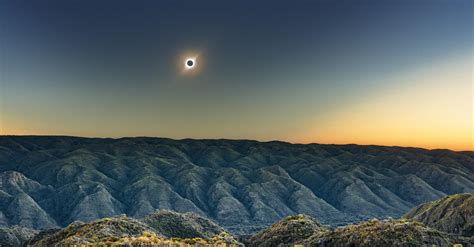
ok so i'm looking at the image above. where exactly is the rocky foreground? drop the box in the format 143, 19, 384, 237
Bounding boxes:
0, 194, 472, 246
247, 194, 474, 247
1, 210, 240, 246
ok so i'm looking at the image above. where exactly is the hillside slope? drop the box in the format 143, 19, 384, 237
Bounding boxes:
305, 219, 473, 247
404, 193, 474, 236
0, 136, 473, 234
247, 214, 327, 246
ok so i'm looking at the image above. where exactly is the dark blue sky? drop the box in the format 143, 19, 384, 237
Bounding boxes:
1, 0, 472, 150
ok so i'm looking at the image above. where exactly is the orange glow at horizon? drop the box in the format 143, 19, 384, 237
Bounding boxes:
294, 57, 473, 151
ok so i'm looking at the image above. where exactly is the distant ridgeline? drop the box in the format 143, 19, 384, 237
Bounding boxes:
0, 136, 472, 235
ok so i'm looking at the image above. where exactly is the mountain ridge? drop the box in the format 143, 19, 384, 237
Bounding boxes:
3, 134, 473, 152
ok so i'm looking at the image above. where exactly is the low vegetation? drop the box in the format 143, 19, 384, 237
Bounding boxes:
28, 212, 240, 247
45, 231, 240, 247
247, 214, 327, 246
305, 218, 473, 247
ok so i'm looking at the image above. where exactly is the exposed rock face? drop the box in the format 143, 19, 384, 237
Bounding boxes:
404, 193, 474, 236
247, 214, 327, 246
305, 219, 473, 247
0, 136, 473, 234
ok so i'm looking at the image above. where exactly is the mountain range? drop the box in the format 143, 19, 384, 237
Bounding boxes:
0, 136, 472, 235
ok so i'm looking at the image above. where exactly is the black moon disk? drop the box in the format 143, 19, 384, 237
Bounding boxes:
187, 60, 194, 67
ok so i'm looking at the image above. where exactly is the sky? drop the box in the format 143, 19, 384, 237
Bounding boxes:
0, 0, 472, 150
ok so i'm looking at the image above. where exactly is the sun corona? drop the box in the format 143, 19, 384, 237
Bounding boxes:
177, 51, 202, 76
185, 58, 195, 69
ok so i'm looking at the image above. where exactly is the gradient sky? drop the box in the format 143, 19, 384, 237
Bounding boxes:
0, 0, 472, 150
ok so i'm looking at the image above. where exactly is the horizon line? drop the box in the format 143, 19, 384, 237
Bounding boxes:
1, 134, 472, 152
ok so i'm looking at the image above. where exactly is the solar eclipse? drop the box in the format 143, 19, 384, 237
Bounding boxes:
177, 51, 202, 76
185, 58, 195, 69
